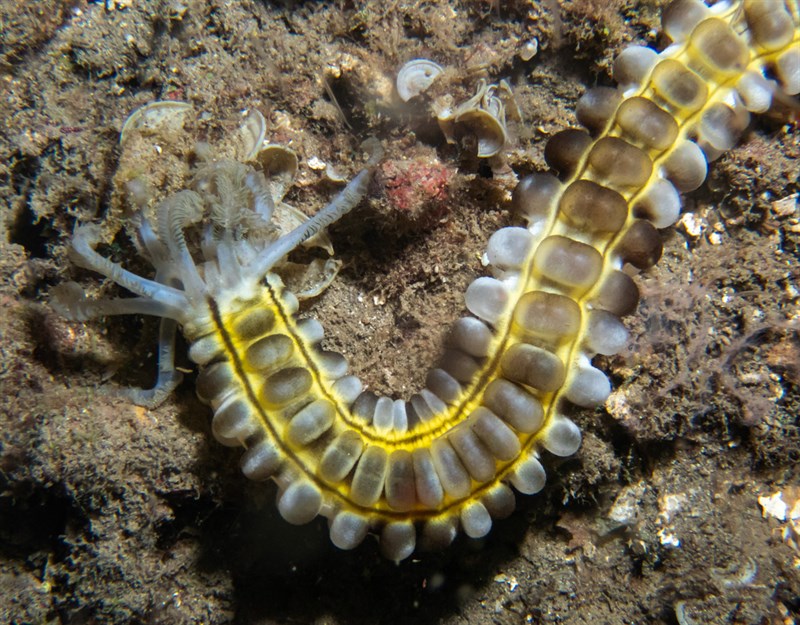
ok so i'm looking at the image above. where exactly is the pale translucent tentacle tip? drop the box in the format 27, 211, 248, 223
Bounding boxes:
115, 369, 185, 409
66, 224, 188, 312
50, 282, 94, 322
361, 136, 384, 167
50, 282, 185, 322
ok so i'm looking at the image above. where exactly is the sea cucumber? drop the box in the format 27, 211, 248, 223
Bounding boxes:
52, 0, 800, 561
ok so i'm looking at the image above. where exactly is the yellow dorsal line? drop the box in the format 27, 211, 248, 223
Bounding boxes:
211, 3, 799, 520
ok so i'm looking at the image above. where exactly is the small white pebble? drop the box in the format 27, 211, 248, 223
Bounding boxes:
759, 491, 788, 521
307, 156, 326, 170
678, 212, 706, 238
519, 39, 538, 61
658, 528, 681, 548
772, 193, 798, 218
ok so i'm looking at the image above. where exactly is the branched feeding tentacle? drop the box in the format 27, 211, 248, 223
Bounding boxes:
156, 190, 207, 302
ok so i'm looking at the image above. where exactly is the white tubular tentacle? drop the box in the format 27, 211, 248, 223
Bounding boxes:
245, 170, 275, 221
122, 316, 184, 408
249, 167, 373, 280
215, 237, 244, 291
133, 216, 171, 268
68, 226, 188, 313
51, 282, 185, 321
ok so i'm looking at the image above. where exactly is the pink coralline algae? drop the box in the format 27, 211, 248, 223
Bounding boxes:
379, 157, 454, 227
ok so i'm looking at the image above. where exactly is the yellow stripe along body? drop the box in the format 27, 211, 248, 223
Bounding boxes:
58, 0, 800, 561
183, 0, 800, 560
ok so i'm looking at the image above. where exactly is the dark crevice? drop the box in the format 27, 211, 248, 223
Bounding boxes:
154, 490, 219, 550
10, 203, 51, 259
9, 153, 39, 195
7, 153, 51, 258
0, 477, 74, 562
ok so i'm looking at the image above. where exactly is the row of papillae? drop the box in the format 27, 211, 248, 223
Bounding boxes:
191, 0, 799, 561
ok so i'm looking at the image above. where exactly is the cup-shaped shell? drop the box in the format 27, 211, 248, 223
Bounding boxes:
576, 87, 622, 135
396, 59, 444, 101
256, 144, 299, 203
736, 71, 775, 113
775, 47, 800, 95
687, 17, 749, 77
650, 58, 709, 114
120, 100, 194, 145
512, 291, 581, 342
238, 109, 267, 161
512, 173, 563, 226
661, 0, 709, 42
615, 97, 679, 151
533, 236, 603, 289
544, 128, 593, 178
453, 107, 508, 158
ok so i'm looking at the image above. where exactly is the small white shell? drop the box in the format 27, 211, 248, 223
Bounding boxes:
120, 100, 194, 145
325, 163, 347, 183
278, 257, 342, 301
397, 59, 444, 102
238, 109, 267, 161
255, 144, 299, 202
519, 39, 539, 62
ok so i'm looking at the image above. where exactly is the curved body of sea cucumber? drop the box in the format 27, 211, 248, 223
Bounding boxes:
54, 0, 799, 561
